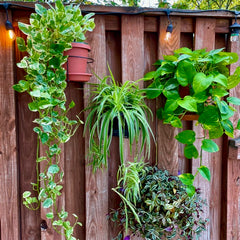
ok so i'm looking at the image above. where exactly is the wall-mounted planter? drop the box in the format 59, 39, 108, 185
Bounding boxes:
64, 42, 93, 82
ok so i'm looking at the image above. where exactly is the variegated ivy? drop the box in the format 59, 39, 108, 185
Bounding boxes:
144, 47, 240, 196
13, 1, 95, 239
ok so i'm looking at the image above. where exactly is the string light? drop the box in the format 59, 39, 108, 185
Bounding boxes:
3, 3, 16, 40
165, 9, 173, 42
229, 12, 240, 42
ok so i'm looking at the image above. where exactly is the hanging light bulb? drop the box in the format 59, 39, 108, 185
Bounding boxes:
165, 23, 173, 41
165, 9, 173, 42
230, 20, 240, 42
3, 3, 16, 40
5, 19, 16, 40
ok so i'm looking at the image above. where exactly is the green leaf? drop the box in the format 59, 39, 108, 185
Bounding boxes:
30, 89, 41, 98
17, 37, 27, 51
18, 22, 31, 35
48, 164, 60, 174
237, 119, 240, 130
212, 88, 229, 97
193, 73, 213, 94
179, 173, 194, 185
143, 71, 155, 80
184, 144, 199, 159
35, 4, 47, 16
221, 119, 234, 136
186, 185, 195, 197
227, 97, 240, 105
209, 125, 224, 139
46, 212, 54, 219
176, 60, 196, 86
174, 47, 193, 54
198, 166, 211, 181
201, 139, 219, 152
13, 80, 29, 93
170, 117, 182, 128
198, 106, 219, 126
40, 133, 49, 144
164, 99, 179, 112
175, 130, 195, 144
213, 73, 227, 87
227, 66, 240, 89
43, 198, 53, 208
69, 100, 75, 109
177, 96, 198, 112
145, 81, 164, 99
23, 191, 31, 198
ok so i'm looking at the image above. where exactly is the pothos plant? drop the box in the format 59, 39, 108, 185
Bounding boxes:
144, 47, 240, 196
13, 1, 95, 239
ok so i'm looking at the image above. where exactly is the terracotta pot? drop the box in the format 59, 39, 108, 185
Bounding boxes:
64, 42, 92, 82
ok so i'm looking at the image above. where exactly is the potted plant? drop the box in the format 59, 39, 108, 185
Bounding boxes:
144, 47, 240, 195
84, 68, 154, 171
13, 0, 94, 239
110, 163, 208, 240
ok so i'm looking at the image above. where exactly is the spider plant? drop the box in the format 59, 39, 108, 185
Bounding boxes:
84, 68, 154, 171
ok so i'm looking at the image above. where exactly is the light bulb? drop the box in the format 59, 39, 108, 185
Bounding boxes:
230, 33, 239, 42
8, 29, 16, 40
165, 32, 172, 41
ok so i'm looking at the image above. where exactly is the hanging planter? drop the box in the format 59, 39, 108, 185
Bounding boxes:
64, 42, 93, 82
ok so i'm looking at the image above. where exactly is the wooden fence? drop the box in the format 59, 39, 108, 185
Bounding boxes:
1, 3, 240, 240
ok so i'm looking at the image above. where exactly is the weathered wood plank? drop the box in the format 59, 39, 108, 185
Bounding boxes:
226, 144, 240, 240
157, 16, 181, 175
194, 17, 220, 240
144, 32, 158, 166
226, 30, 240, 240
15, 27, 41, 240
121, 15, 144, 82
65, 83, 86, 239
106, 31, 122, 240
121, 15, 144, 240
84, 16, 109, 240
0, 10, 20, 240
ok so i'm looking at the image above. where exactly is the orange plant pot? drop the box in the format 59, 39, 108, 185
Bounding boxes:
64, 42, 92, 82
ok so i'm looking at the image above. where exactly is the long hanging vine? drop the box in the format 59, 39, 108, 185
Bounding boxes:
13, 1, 95, 239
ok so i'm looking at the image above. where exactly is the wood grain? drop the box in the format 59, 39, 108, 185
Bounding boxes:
65, 82, 86, 239
84, 16, 109, 240
193, 17, 219, 240
106, 31, 122, 240
121, 15, 144, 240
157, 16, 181, 175
144, 32, 158, 166
15, 27, 41, 240
0, 10, 20, 240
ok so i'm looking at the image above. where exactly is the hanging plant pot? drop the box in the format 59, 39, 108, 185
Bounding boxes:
112, 115, 129, 138
64, 42, 93, 82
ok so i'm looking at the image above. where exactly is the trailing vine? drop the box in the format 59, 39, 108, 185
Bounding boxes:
13, 1, 95, 239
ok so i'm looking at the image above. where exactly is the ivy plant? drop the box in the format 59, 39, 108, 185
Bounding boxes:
144, 47, 240, 196
13, 1, 95, 239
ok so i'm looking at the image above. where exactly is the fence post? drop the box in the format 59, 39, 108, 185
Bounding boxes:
227, 138, 240, 240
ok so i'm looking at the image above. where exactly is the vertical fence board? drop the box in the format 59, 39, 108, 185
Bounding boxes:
226, 32, 240, 240
84, 16, 108, 240
144, 32, 158, 166
15, 27, 41, 240
0, 10, 20, 240
106, 31, 122, 240
157, 16, 181, 175
121, 15, 144, 239
65, 83, 85, 239
194, 17, 221, 240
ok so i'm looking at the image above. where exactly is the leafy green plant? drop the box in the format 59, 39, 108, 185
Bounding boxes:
13, 1, 95, 239
84, 68, 154, 171
144, 47, 240, 196
110, 165, 208, 240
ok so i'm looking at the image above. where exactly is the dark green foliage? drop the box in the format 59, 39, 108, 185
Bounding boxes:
110, 166, 208, 240
144, 47, 240, 195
